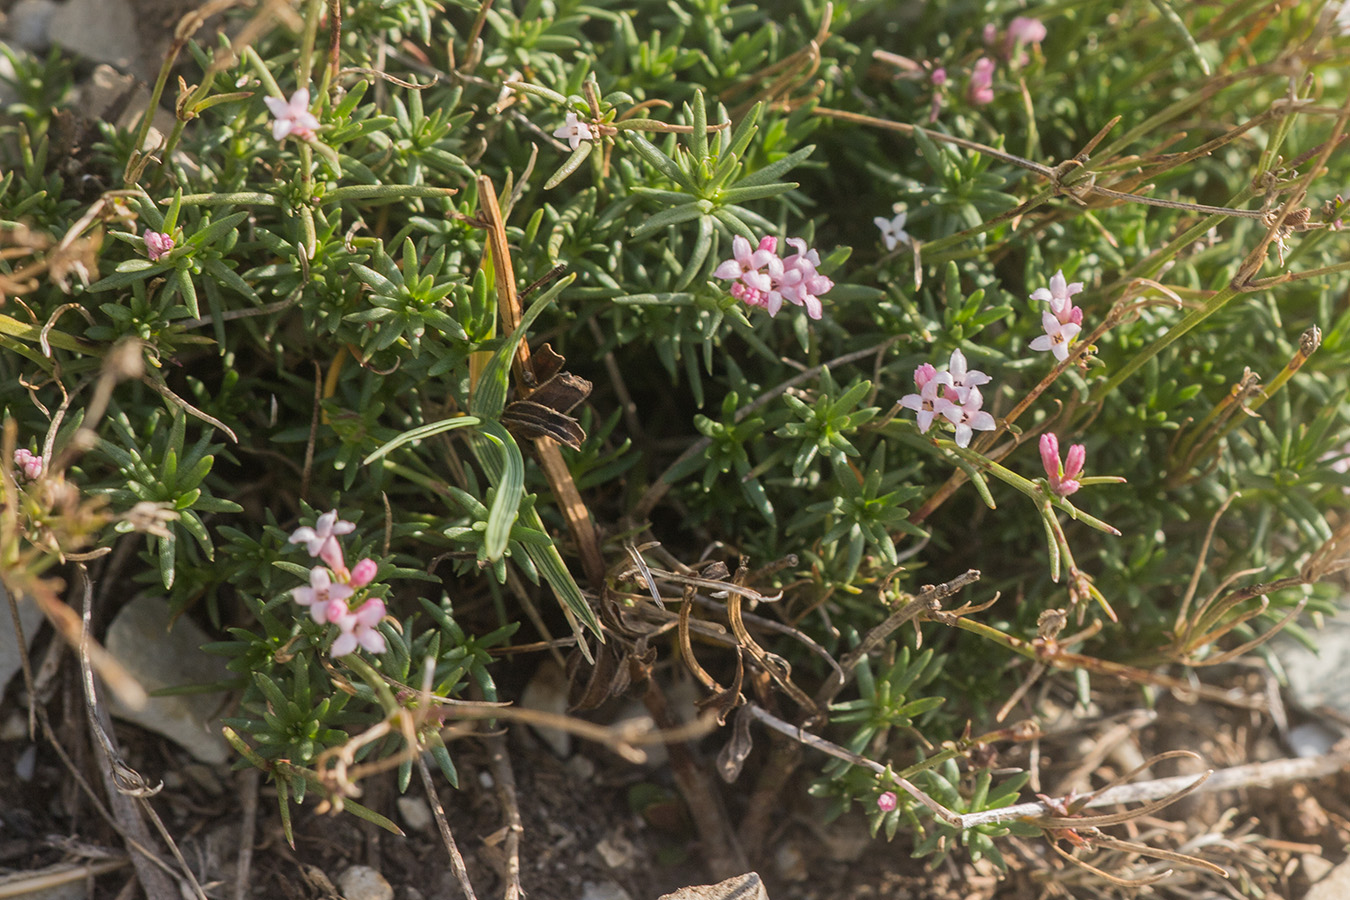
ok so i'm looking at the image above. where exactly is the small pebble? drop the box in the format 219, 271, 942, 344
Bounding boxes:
14, 744, 37, 782
338, 865, 393, 900
397, 795, 433, 832
580, 880, 633, 900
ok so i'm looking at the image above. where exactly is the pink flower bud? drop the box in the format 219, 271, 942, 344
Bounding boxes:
930, 66, 947, 87
1039, 433, 1060, 479
877, 791, 898, 812
914, 363, 938, 390
143, 230, 174, 262
13, 449, 43, 481
967, 58, 995, 105
1063, 443, 1086, 481
756, 236, 778, 254
349, 558, 378, 588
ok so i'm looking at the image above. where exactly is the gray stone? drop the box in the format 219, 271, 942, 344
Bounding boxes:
579, 881, 633, 900
0, 579, 45, 697
337, 866, 393, 900
1274, 616, 1350, 720
1305, 856, 1350, 900
659, 873, 769, 900
48, 0, 142, 73
519, 658, 571, 757
104, 596, 231, 764
4, 0, 59, 50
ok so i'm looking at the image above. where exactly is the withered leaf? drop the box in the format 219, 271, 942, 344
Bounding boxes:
503, 343, 592, 449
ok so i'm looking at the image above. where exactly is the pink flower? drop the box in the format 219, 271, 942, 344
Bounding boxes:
900, 376, 954, 434
331, 597, 387, 657
941, 386, 996, 448
289, 510, 356, 571
292, 566, 354, 618
1040, 433, 1085, 498
349, 557, 378, 589
877, 791, 898, 812
930, 67, 948, 87
967, 57, 995, 105
1029, 311, 1081, 362
714, 235, 777, 283
714, 235, 832, 319
265, 88, 320, 142
1008, 16, 1047, 47
143, 230, 174, 262
1031, 270, 1084, 325
945, 349, 991, 400
13, 449, 43, 480
553, 111, 594, 150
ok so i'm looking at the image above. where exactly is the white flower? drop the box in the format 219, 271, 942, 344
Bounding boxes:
945, 349, 991, 400
1030, 270, 1084, 321
265, 88, 320, 142
874, 210, 911, 251
1029, 311, 1082, 362
553, 111, 594, 150
941, 386, 996, 448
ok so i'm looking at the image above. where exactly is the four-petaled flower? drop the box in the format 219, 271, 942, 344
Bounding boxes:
1040, 433, 1086, 498
945, 348, 991, 399
874, 209, 911, 251
265, 88, 320, 142
1029, 311, 1082, 362
1031, 270, 1084, 325
143, 230, 174, 262
13, 449, 42, 480
942, 386, 996, 448
292, 566, 354, 617
899, 365, 955, 434
289, 509, 355, 572
553, 111, 594, 150
331, 598, 388, 657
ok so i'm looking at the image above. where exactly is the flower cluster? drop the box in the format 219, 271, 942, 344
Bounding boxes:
553, 111, 594, 150
13, 449, 42, 481
1040, 433, 1085, 497
1028, 270, 1084, 362
898, 349, 996, 448
713, 235, 834, 319
288, 510, 386, 657
143, 230, 174, 262
266, 88, 320, 142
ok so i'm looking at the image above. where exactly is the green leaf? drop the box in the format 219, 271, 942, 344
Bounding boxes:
475, 420, 525, 562
363, 415, 482, 465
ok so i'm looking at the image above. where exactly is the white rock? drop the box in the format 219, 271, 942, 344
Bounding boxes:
1305, 857, 1350, 900
104, 596, 231, 764
658, 873, 770, 900
337, 866, 393, 900
397, 795, 433, 832
48, 0, 141, 73
519, 658, 571, 757
0, 580, 44, 697
1274, 616, 1350, 718
580, 880, 633, 900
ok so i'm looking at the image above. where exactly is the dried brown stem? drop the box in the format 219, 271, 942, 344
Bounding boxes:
417, 753, 480, 900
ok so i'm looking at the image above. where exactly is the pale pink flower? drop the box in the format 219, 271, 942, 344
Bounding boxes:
877, 791, 898, 812
1008, 17, 1047, 47
143, 230, 174, 262
900, 367, 956, 434
945, 349, 991, 400
13, 449, 42, 480
553, 111, 594, 150
1031, 270, 1084, 324
941, 386, 996, 448
967, 57, 995, 105
1040, 433, 1086, 498
292, 566, 354, 618
874, 210, 910, 251
289, 510, 355, 571
265, 88, 320, 142
1029, 311, 1081, 362
714, 235, 777, 283
331, 597, 387, 657
779, 238, 834, 320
